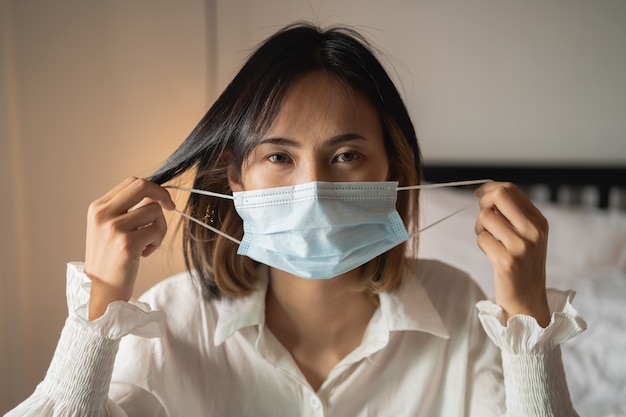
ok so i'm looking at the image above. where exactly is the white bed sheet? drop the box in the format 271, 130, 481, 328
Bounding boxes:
417, 187, 626, 417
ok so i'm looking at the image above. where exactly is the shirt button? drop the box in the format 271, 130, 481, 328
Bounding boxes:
309, 395, 322, 409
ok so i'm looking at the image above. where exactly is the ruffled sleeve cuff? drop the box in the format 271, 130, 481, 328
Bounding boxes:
5, 263, 166, 417
476, 288, 586, 416
475, 288, 587, 354
66, 262, 165, 339
39, 315, 122, 415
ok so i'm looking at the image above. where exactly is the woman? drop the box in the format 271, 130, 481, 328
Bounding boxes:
7, 23, 585, 416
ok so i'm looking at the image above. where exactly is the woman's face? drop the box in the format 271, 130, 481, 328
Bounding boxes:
230, 71, 390, 191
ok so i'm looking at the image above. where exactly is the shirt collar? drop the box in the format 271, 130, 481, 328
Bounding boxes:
213, 260, 450, 346
214, 267, 268, 346
378, 263, 450, 339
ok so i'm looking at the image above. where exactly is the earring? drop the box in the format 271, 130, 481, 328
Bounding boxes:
203, 206, 216, 225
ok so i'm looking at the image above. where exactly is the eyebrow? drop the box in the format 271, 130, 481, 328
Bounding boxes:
258, 133, 367, 147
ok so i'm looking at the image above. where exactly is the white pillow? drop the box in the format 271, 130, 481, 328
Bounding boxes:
417, 187, 626, 295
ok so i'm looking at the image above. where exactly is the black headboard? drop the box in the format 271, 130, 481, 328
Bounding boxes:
423, 164, 626, 209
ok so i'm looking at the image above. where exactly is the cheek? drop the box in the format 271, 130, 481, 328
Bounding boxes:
373, 153, 392, 182
369, 163, 390, 182
241, 175, 264, 190
227, 163, 245, 192
238, 165, 274, 191
386, 160, 400, 181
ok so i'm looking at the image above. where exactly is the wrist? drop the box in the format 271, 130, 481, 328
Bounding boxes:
88, 279, 133, 320
500, 299, 551, 328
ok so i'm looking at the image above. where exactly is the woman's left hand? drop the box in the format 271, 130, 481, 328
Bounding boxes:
474, 181, 551, 327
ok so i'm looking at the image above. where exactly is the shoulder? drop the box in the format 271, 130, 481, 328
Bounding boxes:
139, 271, 203, 306
137, 271, 217, 331
408, 258, 488, 321
413, 258, 485, 294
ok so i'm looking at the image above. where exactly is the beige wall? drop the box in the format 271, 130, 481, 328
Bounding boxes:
1, 0, 208, 410
215, 0, 626, 164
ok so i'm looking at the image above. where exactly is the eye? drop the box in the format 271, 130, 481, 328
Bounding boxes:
333, 151, 362, 163
267, 153, 293, 164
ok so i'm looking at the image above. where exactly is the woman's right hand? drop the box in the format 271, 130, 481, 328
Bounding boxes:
84, 177, 175, 320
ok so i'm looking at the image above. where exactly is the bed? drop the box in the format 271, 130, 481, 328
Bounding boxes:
418, 164, 626, 417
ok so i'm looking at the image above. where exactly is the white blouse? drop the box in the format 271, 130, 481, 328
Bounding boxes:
6, 259, 586, 417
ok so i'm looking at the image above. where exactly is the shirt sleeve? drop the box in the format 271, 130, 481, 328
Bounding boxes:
4, 262, 167, 417
476, 288, 587, 417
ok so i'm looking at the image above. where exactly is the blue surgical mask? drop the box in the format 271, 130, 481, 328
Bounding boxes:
168, 179, 488, 279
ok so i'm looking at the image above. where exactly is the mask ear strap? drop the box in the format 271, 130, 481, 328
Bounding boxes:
167, 180, 490, 242
165, 185, 241, 244
164, 185, 235, 200
173, 209, 242, 244
398, 179, 491, 191
401, 179, 491, 236
413, 203, 475, 235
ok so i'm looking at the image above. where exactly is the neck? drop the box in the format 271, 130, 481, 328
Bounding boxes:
265, 267, 377, 390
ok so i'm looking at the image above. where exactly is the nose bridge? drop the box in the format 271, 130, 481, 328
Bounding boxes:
301, 154, 331, 183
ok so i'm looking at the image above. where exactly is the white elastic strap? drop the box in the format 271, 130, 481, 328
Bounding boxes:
165, 185, 235, 200
401, 179, 488, 235
169, 179, 488, 241
169, 179, 491, 196
398, 179, 491, 191
173, 209, 242, 244
414, 203, 475, 235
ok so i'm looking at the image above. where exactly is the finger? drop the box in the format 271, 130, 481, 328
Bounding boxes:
476, 182, 530, 216
89, 178, 175, 226
108, 178, 175, 216
95, 177, 140, 206
111, 207, 169, 257
475, 206, 518, 248
474, 180, 517, 197
115, 201, 169, 235
129, 197, 161, 213
476, 228, 508, 261
142, 243, 159, 258
476, 182, 543, 237
134, 221, 168, 256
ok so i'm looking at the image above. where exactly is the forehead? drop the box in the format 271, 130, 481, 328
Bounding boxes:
265, 71, 383, 138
